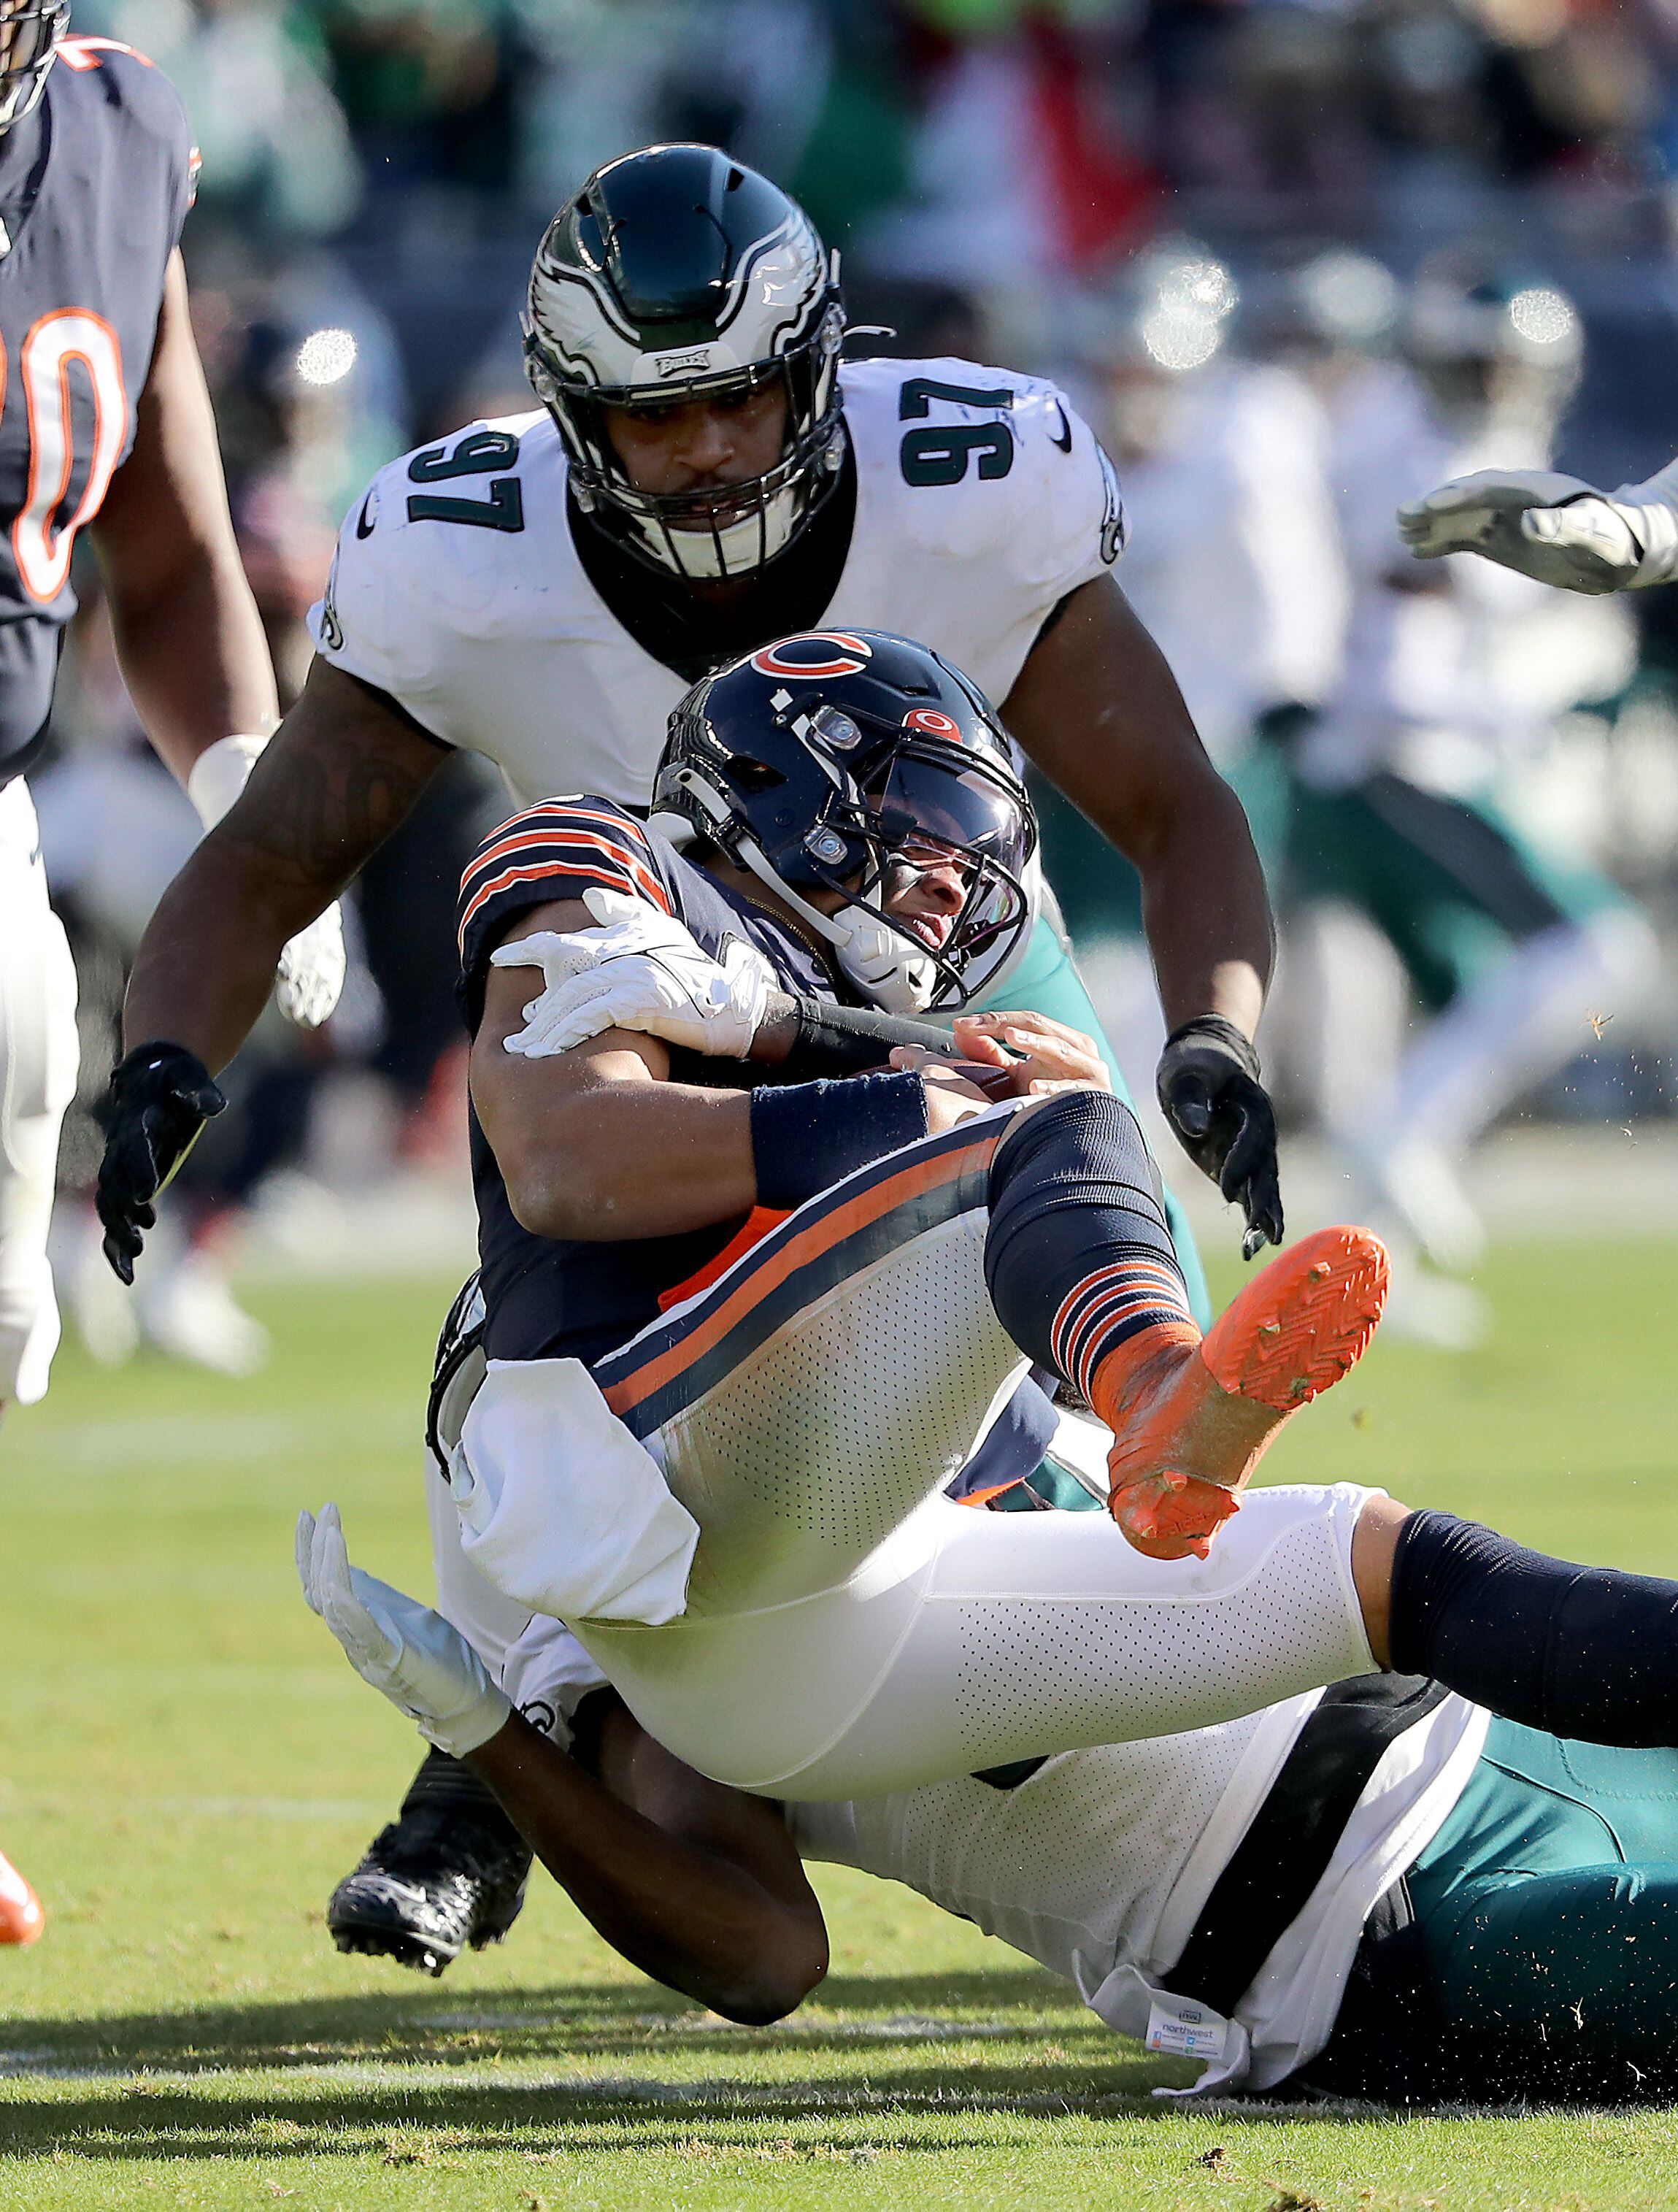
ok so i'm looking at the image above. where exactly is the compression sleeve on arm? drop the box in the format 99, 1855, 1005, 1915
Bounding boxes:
750, 1072, 928, 1210
1390, 1509, 1678, 1746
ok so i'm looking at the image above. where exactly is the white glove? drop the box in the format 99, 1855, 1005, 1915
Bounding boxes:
491, 886, 776, 1059
1396, 467, 1678, 594
273, 906, 348, 1029
187, 734, 347, 1030
296, 1503, 511, 1758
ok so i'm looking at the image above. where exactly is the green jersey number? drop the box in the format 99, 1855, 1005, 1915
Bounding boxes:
898, 376, 1015, 488
407, 429, 526, 532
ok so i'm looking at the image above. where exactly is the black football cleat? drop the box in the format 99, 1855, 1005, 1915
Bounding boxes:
328, 1748, 531, 1977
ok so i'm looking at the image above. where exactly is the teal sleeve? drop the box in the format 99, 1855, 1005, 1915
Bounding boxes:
969, 913, 1214, 1329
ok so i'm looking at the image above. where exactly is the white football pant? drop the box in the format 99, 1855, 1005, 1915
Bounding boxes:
0, 778, 77, 1405
435, 1114, 1379, 1800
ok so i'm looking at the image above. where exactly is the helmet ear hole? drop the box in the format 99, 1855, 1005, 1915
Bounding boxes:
726, 756, 786, 794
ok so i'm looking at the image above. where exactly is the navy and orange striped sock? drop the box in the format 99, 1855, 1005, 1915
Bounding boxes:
985, 1091, 1197, 1401
1050, 1257, 1201, 1407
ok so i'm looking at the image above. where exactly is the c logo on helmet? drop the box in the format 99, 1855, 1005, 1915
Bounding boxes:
904, 707, 962, 740
750, 632, 874, 680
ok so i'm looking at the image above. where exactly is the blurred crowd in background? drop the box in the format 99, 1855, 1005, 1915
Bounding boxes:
33, 0, 1678, 1370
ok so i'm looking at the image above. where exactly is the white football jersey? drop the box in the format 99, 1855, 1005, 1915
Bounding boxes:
1116, 361, 1347, 765
306, 357, 1123, 810
790, 1688, 1487, 2096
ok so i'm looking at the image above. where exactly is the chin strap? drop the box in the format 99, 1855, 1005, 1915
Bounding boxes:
732, 836, 938, 1013
831, 911, 939, 1015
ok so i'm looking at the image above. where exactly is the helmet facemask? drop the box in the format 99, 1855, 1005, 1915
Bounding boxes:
0, 0, 63, 133
692, 708, 1034, 1014
526, 305, 846, 582
813, 742, 1033, 1012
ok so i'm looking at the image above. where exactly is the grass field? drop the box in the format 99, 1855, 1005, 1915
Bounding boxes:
4, 1240, 1678, 2209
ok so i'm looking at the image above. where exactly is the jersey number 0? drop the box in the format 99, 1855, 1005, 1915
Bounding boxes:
6, 310, 128, 604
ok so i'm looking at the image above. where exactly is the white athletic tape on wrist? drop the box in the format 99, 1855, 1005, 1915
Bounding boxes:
187, 734, 268, 831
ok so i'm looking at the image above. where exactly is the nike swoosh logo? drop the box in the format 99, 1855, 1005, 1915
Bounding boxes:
355, 496, 377, 539
1049, 401, 1073, 453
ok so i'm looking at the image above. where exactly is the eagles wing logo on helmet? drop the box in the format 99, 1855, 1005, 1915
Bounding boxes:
523, 144, 846, 583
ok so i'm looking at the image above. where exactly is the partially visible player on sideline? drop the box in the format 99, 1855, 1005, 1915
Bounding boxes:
1278, 266, 1649, 1326
0, 6, 342, 1943
1400, 450, 1678, 594
96, 145, 1284, 1967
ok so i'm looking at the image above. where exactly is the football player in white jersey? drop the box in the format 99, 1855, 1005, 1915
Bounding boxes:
1276, 266, 1650, 1319
96, 145, 1282, 1968
300, 1456, 1678, 2104
101, 145, 1282, 1297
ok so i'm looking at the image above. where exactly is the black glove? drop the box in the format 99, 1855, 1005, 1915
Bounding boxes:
1156, 1015, 1284, 1261
96, 1042, 226, 1284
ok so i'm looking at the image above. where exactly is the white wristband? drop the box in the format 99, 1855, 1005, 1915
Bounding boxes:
187, 734, 269, 831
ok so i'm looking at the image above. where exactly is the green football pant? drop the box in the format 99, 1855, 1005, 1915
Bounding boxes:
1406, 1717, 1678, 2098
969, 910, 1212, 1329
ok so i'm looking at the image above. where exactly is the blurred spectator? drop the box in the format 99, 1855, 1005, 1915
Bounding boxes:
202, 278, 408, 694
1274, 253, 1652, 1338
305, 0, 519, 192
78, 0, 361, 242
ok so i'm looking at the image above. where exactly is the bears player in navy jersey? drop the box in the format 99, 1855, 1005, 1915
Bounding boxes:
96, 146, 1283, 1970
291, 640, 1678, 2108
0, 7, 344, 1945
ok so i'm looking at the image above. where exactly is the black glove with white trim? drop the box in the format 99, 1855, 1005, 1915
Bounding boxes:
96, 1041, 226, 1283
1156, 1015, 1283, 1261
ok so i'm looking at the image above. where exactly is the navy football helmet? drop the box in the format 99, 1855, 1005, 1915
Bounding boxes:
654, 630, 1036, 1013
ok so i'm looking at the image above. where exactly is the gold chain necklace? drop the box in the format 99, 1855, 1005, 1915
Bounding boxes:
724, 874, 839, 977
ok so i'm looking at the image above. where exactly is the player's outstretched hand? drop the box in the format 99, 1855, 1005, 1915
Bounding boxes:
950, 1009, 1112, 1098
494, 886, 776, 1058
1156, 1016, 1283, 1260
296, 1503, 512, 1757
275, 901, 347, 1029
1396, 468, 1642, 593
96, 1042, 227, 1283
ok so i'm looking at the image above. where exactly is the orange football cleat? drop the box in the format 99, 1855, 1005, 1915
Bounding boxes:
0, 1847, 44, 1945
1093, 1226, 1390, 1561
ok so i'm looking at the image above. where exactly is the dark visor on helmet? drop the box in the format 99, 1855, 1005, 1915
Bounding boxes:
866, 749, 1032, 877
